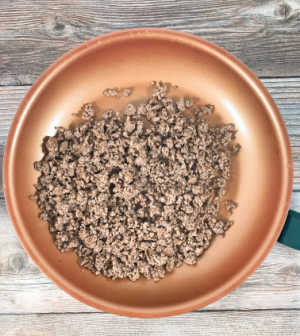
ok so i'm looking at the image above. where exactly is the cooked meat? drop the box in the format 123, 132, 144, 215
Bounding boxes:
31, 81, 239, 281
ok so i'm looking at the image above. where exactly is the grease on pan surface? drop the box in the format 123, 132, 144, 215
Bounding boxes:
31, 82, 240, 281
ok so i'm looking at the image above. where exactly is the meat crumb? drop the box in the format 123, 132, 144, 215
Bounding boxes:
103, 87, 134, 97
103, 88, 119, 96
122, 88, 133, 96
226, 200, 238, 214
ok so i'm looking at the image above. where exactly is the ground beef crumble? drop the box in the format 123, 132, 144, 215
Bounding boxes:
103, 87, 133, 97
31, 81, 240, 281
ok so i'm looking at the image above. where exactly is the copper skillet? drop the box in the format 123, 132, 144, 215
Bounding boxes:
3, 28, 299, 318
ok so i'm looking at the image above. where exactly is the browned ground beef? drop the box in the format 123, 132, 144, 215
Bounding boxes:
31, 82, 240, 281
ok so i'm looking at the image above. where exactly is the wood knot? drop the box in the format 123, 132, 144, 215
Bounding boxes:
52, 16, 66, 33
275, 2, 292, 20
9, 253, 26, 273
54, 21, 65, 31
44, 15, 73, 37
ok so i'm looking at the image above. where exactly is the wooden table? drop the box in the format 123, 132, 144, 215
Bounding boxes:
1, 1, 300, 335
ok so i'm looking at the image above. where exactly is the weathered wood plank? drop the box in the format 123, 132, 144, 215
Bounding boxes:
0, 193, 300, 314
1, 79, 299, 188
1, 310, 300, 335
1, 0, 300, 84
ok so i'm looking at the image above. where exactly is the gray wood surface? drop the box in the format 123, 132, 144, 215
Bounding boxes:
1, 0, 300, 85
1, 311, 300, 336
1, 0, 300, 334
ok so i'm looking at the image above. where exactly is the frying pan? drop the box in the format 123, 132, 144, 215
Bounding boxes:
3, 28, 299, 318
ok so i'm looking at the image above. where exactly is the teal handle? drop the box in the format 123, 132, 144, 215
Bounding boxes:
278, 210, 300, 250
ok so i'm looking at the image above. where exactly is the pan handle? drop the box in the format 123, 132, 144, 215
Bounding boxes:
278, 210, 300, 250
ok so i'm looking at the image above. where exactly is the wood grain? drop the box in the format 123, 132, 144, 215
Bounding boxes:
1, 0, 300, 85
0, 193, 300, 314
1, 311, 300, 335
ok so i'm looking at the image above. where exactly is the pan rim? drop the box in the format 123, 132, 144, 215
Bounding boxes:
3, 28, 293, 318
